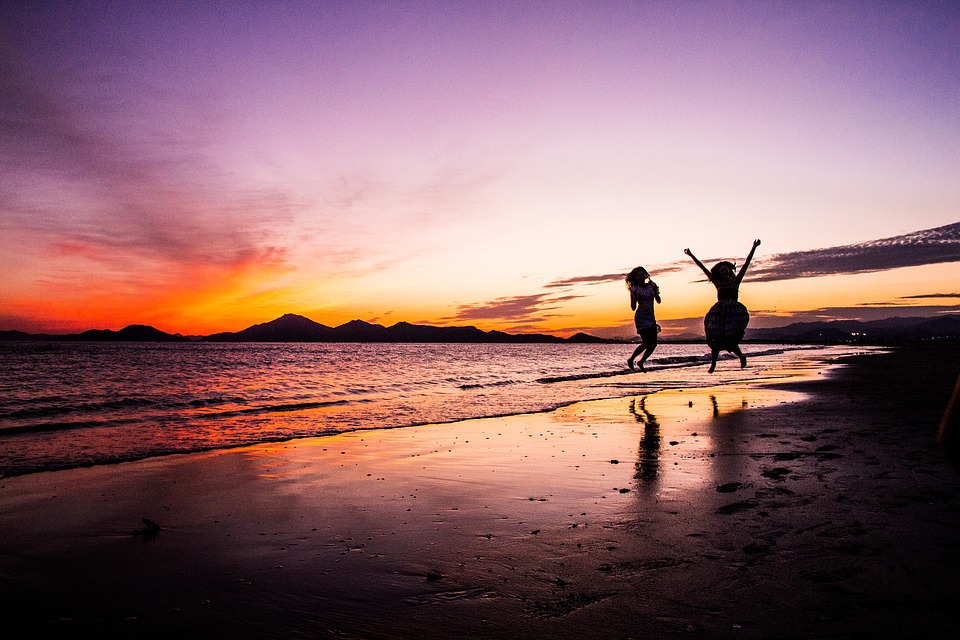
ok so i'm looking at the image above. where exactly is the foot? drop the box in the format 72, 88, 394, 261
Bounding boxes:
627, 359, 635, 370
739, 355, 747, 368
708, 363, 716, 373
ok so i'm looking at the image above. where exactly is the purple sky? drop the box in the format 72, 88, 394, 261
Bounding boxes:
2, 1, 958, 335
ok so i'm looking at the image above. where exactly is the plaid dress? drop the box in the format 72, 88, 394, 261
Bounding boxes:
704, 286, 749, 349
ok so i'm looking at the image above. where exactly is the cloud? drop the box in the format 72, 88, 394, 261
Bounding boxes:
749, 222, 960, 282
539, 222, 960, 297
544, 263, 689, 289
898, 292, 960, 300
544, 273, 624, 288
447, 292, 582, 325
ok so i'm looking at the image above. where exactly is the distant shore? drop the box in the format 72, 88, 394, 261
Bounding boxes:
2, 344, 959, 639
3, 311, 958, 344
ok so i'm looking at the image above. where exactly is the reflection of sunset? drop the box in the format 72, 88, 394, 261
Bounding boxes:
225, 382, 815, 520
613, 386, 810, 495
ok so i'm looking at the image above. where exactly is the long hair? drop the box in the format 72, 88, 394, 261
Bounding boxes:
626, 267, 649, 288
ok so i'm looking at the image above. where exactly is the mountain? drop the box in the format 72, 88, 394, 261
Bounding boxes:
64, 324, 189, 342
204, 313, 335, 342
745, 316, 960, 344
566, 332, 613, 344
203, 315, 569, 343
0, 324, 186, 342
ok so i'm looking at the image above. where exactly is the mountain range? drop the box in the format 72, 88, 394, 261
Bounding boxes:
744, 315, 960, 344
0, 314, 607, 344
1, 313, 958, 344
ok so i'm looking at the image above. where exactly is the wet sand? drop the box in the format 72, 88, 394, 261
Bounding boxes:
2, 344, 959, 639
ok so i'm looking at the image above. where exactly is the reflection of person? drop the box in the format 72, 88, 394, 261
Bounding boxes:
684, 239, 761, 373
630, 396, 661, 482
625, 267, 661, 371
940, 374, 960, 474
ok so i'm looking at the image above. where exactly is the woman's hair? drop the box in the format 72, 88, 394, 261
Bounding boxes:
710, 261, 735, 280
626, 266, 649, 288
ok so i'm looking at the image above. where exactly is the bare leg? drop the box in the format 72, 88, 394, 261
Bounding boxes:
631, 327, 658, 372
730, 345, 747, 368
637, 342, 657, 372
708, 348, 719, 373
627, 343, 645, 370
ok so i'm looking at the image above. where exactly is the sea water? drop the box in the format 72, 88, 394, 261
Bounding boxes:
0, 341, 859, 477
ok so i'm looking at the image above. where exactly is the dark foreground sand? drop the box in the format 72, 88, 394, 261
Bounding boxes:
2, 345, 960, 639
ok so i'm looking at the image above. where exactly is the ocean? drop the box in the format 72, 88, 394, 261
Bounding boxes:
0, 341, 860, 477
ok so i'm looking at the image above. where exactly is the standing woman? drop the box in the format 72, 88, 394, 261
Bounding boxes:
684, 239, 761, 373
626, 267, 662, 371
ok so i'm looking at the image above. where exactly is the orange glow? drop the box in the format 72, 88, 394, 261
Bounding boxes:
3, 255, 957, 336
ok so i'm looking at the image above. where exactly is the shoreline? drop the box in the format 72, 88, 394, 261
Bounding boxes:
0, 343, 854, 480
2, 344, 959, 638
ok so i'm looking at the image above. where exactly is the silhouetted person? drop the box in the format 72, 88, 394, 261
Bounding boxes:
684, 239, 761, 373
940, 374, 960, 474
625, 266, 661, 371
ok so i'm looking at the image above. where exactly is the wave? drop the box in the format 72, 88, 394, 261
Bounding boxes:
536, 352, 713, 383
0, 398, 354, 438
458, 379, 519, 390
204, 399, 352, 418
0, 396, 160, 420
0, 419, 132, 436
536, 370, 630, 384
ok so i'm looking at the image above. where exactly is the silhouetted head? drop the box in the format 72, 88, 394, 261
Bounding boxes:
626, 267, 650, 288
710, 261, 735, 284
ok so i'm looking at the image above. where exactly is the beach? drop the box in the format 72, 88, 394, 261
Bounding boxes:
3, 344, 960, 639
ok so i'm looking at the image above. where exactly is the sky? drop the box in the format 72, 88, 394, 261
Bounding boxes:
1, 0, 958, 338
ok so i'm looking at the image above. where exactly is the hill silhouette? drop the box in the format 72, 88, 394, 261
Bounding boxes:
0, 314, 594, 343
204, 313, 336, 342
2, 314, 957, 344
745, 315, 960, 344
204, 314, 570, 343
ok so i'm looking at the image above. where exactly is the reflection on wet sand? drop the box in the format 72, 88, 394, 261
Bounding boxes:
630, 397, 661, 484
628, 389, 767, 491
709, 393, 750, 417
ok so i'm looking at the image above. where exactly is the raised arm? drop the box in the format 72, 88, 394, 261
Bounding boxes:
684, 248, 712, 280
735, 239, 761, 284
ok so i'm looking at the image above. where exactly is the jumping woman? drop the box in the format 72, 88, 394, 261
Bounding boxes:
625, 266, 662, 372
684, 239, 761, 373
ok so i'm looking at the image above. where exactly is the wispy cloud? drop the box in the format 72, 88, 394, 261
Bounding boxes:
545, 263, 690, 289
544, 273, 624, 288
540, 223, 960, 294
749, 222, 960, 282
898, 292, 960, 300
446, 293, 582, 326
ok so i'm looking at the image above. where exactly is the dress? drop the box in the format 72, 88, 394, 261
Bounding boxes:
631, 283, 659, 332
704, 285, 749, 349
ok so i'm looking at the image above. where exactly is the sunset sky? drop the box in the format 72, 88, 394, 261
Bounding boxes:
2, 1, 958, 338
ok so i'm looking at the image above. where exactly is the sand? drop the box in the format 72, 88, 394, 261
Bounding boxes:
2, 344, 960, 639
